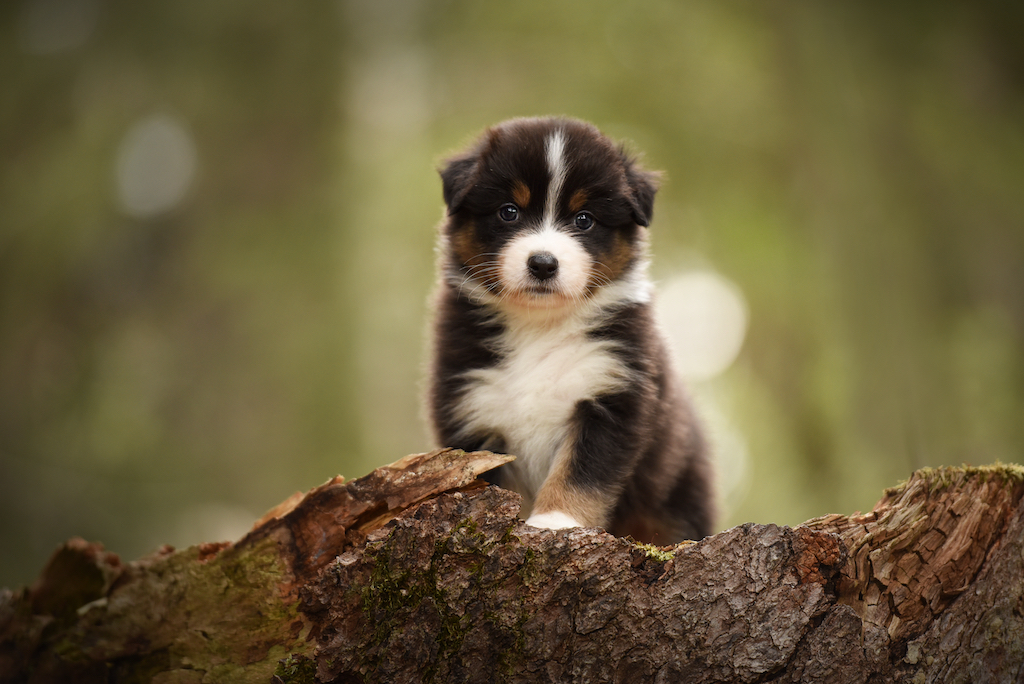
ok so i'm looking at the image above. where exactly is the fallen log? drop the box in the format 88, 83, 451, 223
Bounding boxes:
1, 450, 1021, 683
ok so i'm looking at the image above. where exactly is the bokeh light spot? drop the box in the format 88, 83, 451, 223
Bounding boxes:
656, 270, 749, 382
115, 114, 197, 219
18, 0, 99, 55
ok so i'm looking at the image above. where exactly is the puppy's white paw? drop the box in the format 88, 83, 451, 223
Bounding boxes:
525, 511, 583, 530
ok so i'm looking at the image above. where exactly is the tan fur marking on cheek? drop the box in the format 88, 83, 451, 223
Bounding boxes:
531, 443, 616, 528
450, 221, 485, 266
512, 181, 531, 208
568, 188, 588, 213
590, 231, 634, 289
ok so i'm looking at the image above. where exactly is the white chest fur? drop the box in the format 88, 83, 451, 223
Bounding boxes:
453, 317, 631, 495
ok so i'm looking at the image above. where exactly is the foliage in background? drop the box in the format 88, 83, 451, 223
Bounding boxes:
1, 0, 1022, 588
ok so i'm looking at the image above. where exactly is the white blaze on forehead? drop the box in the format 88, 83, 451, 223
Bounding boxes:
544, 129, 568, 225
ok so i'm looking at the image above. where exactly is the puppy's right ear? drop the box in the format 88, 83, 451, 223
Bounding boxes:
439, 154, 478, 215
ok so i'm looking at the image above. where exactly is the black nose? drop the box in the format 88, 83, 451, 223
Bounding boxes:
527, 252, 559, 281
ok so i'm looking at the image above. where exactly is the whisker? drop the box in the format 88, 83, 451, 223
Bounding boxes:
457, 256, 506, 300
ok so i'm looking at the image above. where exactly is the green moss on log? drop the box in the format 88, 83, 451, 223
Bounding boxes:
883, 463, 1024, 500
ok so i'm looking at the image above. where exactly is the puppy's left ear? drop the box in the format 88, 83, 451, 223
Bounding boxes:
439, 154, 478, 215
621, 150, 660, 227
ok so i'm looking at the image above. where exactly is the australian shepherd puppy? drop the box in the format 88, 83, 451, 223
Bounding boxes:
428, 117, 715, 543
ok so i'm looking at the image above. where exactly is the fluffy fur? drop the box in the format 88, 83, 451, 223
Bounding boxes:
428, 116, 715, 543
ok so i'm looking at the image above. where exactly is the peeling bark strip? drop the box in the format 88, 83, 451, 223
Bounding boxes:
0, 449, 511, 684
799, 466, 1024, 683
805, 466, 1024, 642
1, 456, 1022, 683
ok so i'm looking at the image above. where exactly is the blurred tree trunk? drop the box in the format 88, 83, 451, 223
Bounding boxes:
1, 450, 1022, 684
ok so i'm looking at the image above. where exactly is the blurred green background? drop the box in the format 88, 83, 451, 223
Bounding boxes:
2, 0, 1022, 589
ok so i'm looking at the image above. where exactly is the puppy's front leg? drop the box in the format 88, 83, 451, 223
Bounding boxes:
525, 449, 616, 530
525, 396, 640, 531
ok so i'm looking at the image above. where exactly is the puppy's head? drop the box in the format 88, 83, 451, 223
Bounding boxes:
438, 117, 659, 313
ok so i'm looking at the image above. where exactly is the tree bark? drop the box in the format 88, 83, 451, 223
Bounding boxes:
1, 450, 1022, 683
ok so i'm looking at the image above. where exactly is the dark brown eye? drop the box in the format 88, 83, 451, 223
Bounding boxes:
498, 204, 519, 222
574, 211, 595, 230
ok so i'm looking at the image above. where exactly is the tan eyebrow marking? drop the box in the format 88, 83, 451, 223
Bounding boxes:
512, 180, 531, 208
569, 188, 588, 213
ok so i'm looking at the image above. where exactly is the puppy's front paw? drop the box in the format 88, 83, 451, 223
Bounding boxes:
525, 511, 583, 530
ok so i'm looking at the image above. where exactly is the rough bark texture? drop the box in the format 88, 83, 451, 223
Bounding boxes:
1, 451, 1022, 684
